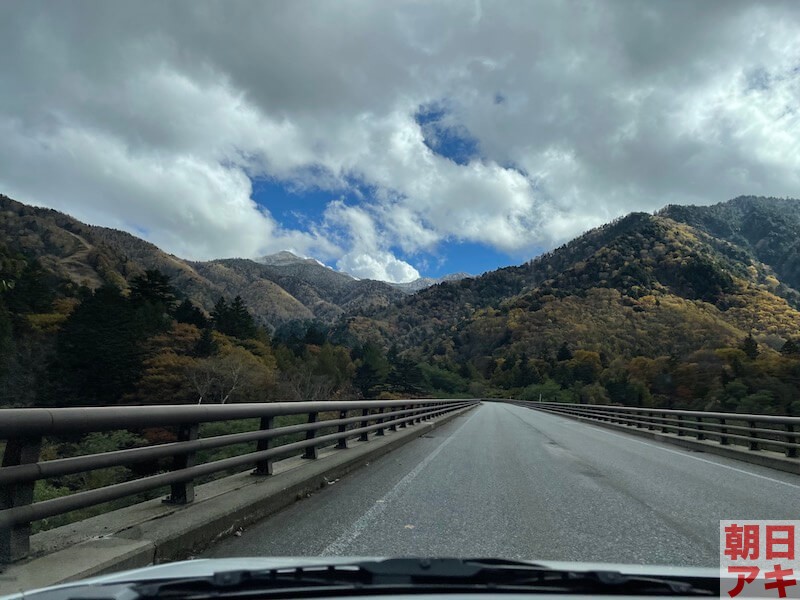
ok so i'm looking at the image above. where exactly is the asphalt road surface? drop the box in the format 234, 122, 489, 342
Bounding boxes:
205, 401, 800, 566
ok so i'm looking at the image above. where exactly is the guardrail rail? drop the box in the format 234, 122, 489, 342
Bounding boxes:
0, 399, 476, 563
505, 400, 799, 460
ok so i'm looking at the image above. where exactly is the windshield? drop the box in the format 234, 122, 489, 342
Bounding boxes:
1, 1, 799, 599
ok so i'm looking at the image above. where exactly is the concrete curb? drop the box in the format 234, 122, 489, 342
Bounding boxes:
0, 404, 477, 594
529, 406, 800, 475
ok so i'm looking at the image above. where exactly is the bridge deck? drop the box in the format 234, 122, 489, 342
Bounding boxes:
206, 401, 800, 566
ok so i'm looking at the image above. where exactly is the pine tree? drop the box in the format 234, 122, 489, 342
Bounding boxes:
229, 296, 257, 339
53, 285, 147, 404
129, 270, 176, 334
175, 299, 208, 329
3, 259, 53, 314
740, 333, 759, 360
194, 326, 218, 357
556, 342, 573, 362
781, 339, 799, 356
212, 296, 257, 339
354, 343, 389, 397
129, 270, 176, 309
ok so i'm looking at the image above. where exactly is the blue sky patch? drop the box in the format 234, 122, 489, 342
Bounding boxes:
411, 240, 530, 278
250, 174, 531, 279
251, 177, 334, 230
415, 103, 480, 166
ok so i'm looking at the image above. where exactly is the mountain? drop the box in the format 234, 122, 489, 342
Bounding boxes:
3, 192, 799, 413
257, 251, 329, 268
0, 195, 402, 329
659, 196, 800, 293
196, 256, 403, 324
388, 272, 472, 294
339, 200, 800, 366
257, 251, 473, 295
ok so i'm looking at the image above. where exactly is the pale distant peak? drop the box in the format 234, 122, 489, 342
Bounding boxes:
389, 272, 472, 293
257, 250, 357, 278
257, 250, 321, 267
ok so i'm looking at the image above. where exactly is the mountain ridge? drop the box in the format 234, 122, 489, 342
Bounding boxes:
337, 201, 800, 364
3, 192, 800, 413
0, 195, 403, 329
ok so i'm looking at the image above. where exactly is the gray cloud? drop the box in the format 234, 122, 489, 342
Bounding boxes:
1, 0, 799, 281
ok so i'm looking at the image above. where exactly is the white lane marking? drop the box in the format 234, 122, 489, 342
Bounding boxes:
529, 408, 800, 490
320, 408, 482, 556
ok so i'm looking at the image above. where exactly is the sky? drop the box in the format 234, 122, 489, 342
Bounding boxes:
1, 1, 799, 282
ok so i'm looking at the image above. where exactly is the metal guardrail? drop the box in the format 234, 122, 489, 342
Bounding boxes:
0, 399, 476, 563
505, 400, 799, 458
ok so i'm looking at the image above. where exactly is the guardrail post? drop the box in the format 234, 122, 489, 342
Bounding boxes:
748, 421, 759, 451
163, 423, 199, 504
304, 412, 319, 459
252, 416, 274, 476
400, 405, 409, 428
647, 411, 655, 430
336, 410, 349, 449
786, 424, 797, 458
719, 418, 729, 445
376, 407, 386, 436
1, 435, 42, 564
676, 414, 685, 436
696, 416, 705, 440
359, 408, 370, 442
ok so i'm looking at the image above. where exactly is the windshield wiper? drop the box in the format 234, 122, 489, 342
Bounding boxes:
130, 558, 717, 598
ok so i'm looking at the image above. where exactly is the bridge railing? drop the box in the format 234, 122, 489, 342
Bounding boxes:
505, 400, 799, 458
0, 399, 476, 563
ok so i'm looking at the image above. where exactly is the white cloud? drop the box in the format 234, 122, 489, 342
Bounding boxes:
323, 202, 420, 283
1, 0, 800, 279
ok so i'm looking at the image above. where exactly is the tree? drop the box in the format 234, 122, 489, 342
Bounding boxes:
128, 351, 197, 405
569, 350, 602, 384
281, 370, 336, 402
212, 295, 257, 339
174, 299, 208, 329
0, 298, 13, 381
354, 342, 389, 397
129, 270, 176, 309
194, 326, 218, 357
314, 342, 355, 388
780, 339, 799, 356
186, 346, 274, 404
3, 260, 53, 314
740, 333, 759, 360
228, 296, 257, 339
129, 270, 176, 334
556, 342, 573, 362
211, 297, 228, 325
388, 356, 426, 394
513, 353, 541, 387
53, 285, 147, 404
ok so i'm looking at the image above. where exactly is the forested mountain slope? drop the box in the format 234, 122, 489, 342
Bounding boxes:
337, 200, 800, 413
660, 196, 800, 292
0, 195, 401, 329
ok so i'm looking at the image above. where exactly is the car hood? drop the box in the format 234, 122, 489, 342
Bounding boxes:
0, 557, 721, 600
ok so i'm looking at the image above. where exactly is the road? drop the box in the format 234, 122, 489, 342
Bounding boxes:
205, 401, 800, 566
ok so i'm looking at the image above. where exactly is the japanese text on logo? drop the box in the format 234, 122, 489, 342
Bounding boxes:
721, 520, 799, 599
